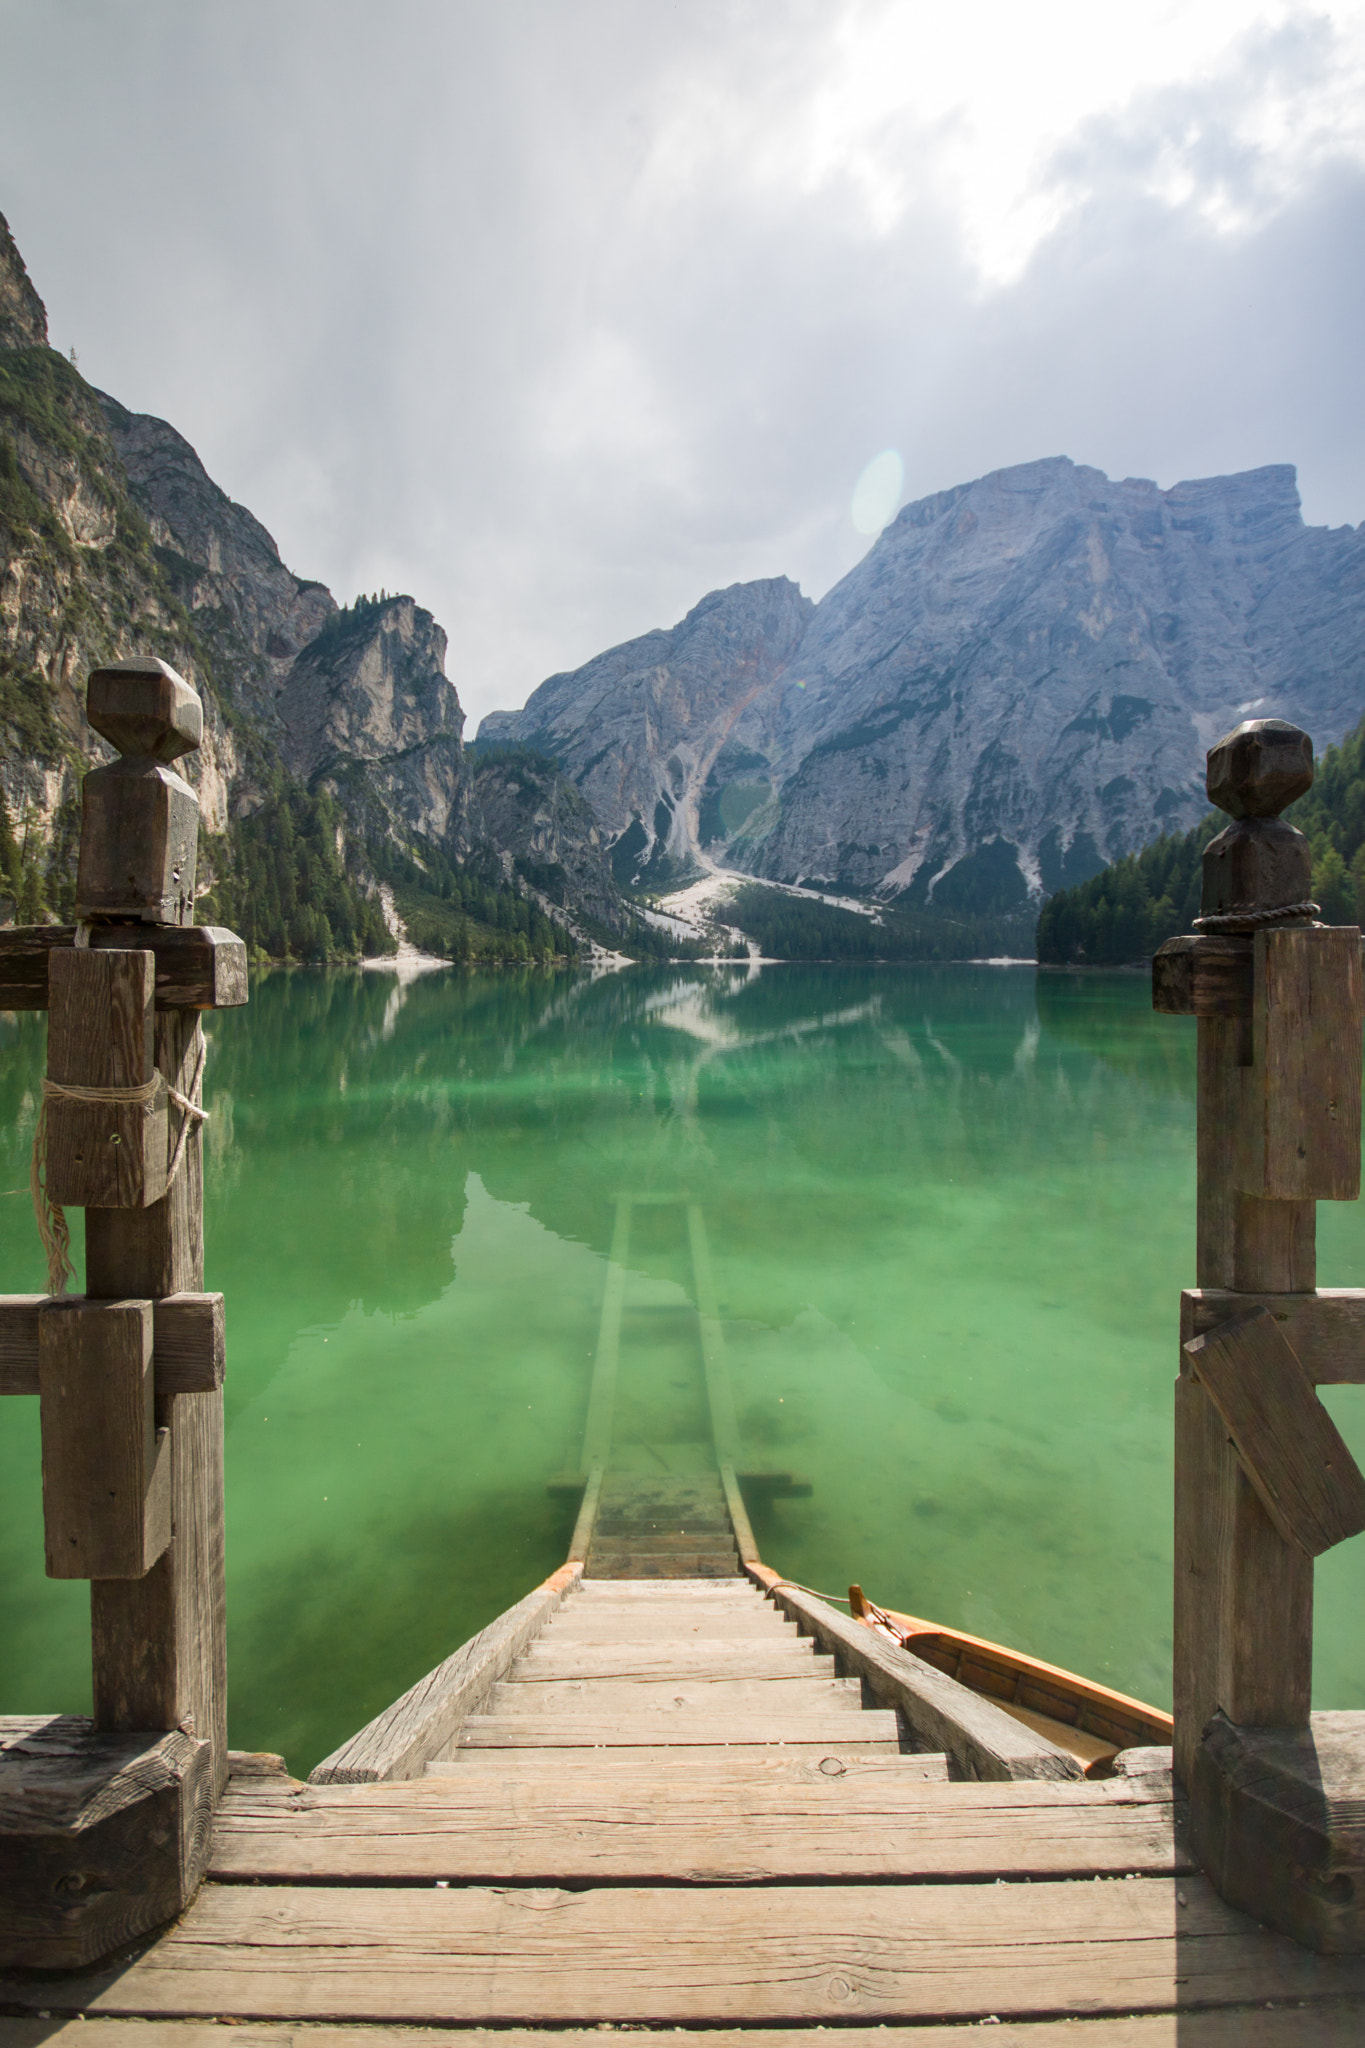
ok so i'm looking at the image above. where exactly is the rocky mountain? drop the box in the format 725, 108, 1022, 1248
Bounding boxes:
485, 458, 1365, 916
480, 577, 812, 886
0, 210, 623, 960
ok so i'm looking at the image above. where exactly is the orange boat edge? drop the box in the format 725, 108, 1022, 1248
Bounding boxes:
848, 1583, 1174, 1778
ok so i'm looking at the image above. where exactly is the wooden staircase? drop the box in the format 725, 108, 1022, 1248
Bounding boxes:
7, 1578, 1365, 2039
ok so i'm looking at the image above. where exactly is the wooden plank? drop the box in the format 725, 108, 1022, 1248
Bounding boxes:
425, 1750, 951, 1780
458, 1710, 900, 1747
0, 1718, 211, 1969
489, 1677, 863, 1715
46, 948, 167, 1210
38, 1298, 169, 1580
566, 1463, 603, 1565
756, 1578, 1080, 1783
582, 1200, 630, 1471
309, 1573, 578, 1784
89, 1016, 227, 1793
586, 1560, 740, 1580
1182, 1287, 1365, 1384
517, 1646, 832, 1679
7, 2017, 1365, 2048
1184, 1307, 1365, 1555
42, 1877, 1365, 2024
720, 1463, 760, 1565
0, 1292, 226, 1399
588, 1533, 741, 1555
687, 1201, 740, 1464
575, 1576, 755, 1592
208, 1774, 1191, 1886
0, 924, 247, 1013
1239, 927, 1363, 1202
1151, 933, 1253, 1017
0, 1296, 41, 1394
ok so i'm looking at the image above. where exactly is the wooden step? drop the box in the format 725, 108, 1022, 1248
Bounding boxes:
456, 1710, 901, 1749
486, 1678, 864, 1716
34, 1876, 1365, 2026
573, 1572, 753, 1589
209, 1771, 1190, 1886
5, 2010, 1363, 2046
585, 1559, 741, 1580
516, 1647, 833, 1680
424, 1751, 952, 1783
545, 1614, 798, 1643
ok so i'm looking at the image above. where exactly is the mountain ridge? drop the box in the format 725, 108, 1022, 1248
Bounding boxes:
484, 455, 1365, 911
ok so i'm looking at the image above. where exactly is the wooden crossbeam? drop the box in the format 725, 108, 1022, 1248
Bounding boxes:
0, 1292, 225, 1397
0, 924, 247, 1012
1182, 1287, 1365, 1384
1152, 933, 1253, 1016
1183, 1305, 1365, 1557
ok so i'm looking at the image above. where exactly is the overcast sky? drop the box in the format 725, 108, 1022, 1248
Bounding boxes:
3, 1, 1364, 728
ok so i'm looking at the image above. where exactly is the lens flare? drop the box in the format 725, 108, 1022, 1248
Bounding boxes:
851, 449, 904, 536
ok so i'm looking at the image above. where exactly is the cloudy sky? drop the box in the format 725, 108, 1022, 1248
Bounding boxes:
3, 1, 1364, 727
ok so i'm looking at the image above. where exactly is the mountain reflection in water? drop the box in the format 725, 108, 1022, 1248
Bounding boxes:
1, 962, 1361, 1774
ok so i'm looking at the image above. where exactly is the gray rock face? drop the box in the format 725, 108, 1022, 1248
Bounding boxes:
100, 395, 334, 730
470, 752, 620, 931
484, 578, 812, 884
278, 596, 469, 845
101, 398, 468, 848
482, 458, 1365, 909
743, 458, 1365, 904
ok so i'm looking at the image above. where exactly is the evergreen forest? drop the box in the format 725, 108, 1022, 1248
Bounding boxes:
1036, 713, 1365, 964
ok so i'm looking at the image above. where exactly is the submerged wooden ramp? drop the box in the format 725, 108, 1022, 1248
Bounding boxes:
5, 1576, 1365, 2039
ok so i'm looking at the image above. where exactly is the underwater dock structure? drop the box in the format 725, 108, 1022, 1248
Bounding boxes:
3, 674, 1365, 2039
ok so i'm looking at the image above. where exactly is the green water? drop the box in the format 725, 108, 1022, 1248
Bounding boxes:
3, 963, 1363, 1774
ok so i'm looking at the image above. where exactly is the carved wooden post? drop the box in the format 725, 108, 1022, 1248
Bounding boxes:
0, 657, 247, 1967
1154, 716, 1365, 1952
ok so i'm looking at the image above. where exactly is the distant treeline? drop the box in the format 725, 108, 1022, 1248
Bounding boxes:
1037, 713, 1365, 965
371, 839, 578, 964
727, 884, 1034, 962
200, 785, 394, 962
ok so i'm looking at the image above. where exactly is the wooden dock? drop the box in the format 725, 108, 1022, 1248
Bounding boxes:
5, 695, 1365, 2037
5, 1569, 1365, 2037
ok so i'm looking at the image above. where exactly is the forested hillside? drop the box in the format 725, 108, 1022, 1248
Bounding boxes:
1036, 715, 1365, 964
727, 885, 1034, 962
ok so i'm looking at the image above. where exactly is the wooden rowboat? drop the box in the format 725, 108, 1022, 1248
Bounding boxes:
849, 1583, 1173, 1775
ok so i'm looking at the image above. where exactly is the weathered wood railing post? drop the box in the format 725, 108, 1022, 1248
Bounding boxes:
0, 657, 247, 1967
1154, 715, 1365, 1953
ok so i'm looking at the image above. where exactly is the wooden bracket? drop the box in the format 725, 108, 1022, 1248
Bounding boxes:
38, 1298, 171, 1580
1152, 933, 1253, 1017
1183, 1305, 1365, 1556
0, 1291, 225, 1396
1182, 1287, 1365, 1384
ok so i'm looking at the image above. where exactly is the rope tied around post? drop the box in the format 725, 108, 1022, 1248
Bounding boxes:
30, 1029, 210, 1296
1193, 900, 1321, 934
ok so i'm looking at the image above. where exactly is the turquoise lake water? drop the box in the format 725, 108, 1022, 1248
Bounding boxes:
2, 962, 1362, 1775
